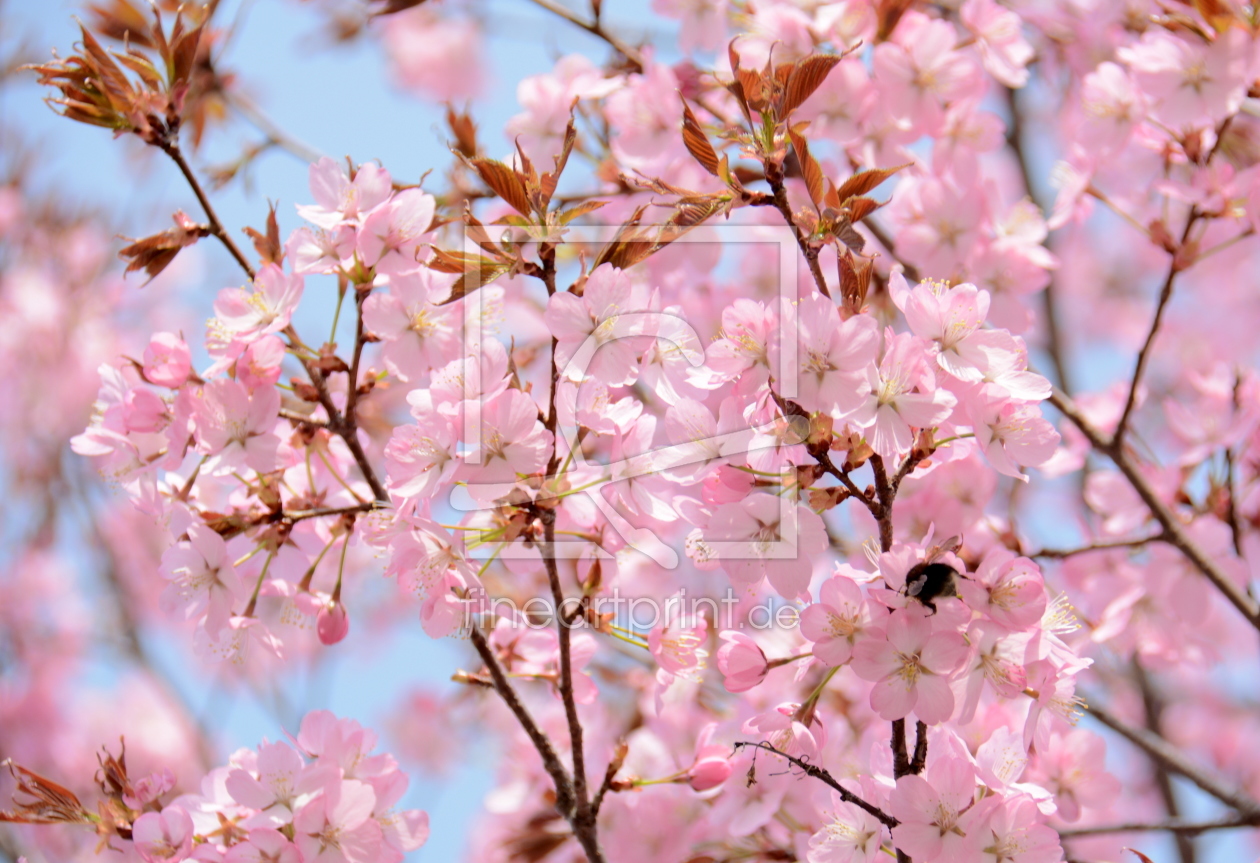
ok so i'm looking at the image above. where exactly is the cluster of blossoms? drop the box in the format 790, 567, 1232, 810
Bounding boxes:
1, 711, 428, 863
16, 0, 1260, 862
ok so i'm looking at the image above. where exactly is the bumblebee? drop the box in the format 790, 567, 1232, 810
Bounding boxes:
902, 535, 964, 614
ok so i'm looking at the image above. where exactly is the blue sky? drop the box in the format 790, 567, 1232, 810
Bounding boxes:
0, 0, 677, 857
3, 3, 1246, 860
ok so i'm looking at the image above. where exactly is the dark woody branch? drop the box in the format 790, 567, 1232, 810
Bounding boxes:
732, 741, 899, 829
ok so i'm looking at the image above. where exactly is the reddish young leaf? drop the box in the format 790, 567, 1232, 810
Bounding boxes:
781, 54, 842, 120
845, 195, 880, 223
469, 157, 532, 217
446, 104, 479, 157
540, 111, 578, 204
243, 201, 283, 266
787, 123, 824, 208
681, 98, 721, 177
118, 211, 210, 284
833, 163, 911, 203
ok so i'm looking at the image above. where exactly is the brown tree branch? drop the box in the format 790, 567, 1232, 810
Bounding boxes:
1132, 663, 1196, 863
732, 742, 899, 829
468, 625, 578, 817
1081, 694, 1260, 816
533, 256, 603, 861
1113, 212, 1199, 445
523, 0, 645, 71
1004, 85, 1070, 394
863, 217, 921, 284
765, 161, 831, 298
909, 720, 928, 775
1058, 814, 1260, 838
890, 717, 910, 777
1049, 390, 1260, 631
157, 141, 256, 279
285, 503, 379, 522
1029, 532, 1167, 559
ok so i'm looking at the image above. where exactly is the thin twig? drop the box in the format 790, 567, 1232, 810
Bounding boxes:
814, 450, 877, 517
157, 141, 256, 279
1113, 211, 1199, 445
732, 742, 898, 829
285, 503, 379, 522
1058, 814, 1260, 838
766, 161, 831, 297
591, 754, 622, 816
524, 0, 645, 71
1030, 532, 1167, 559
279, 408, 331, 428
1004, 85, 1070, 393
468, 625, 577, 816
1081, 694, 1260, 815
345, 290, 368, 423
1132, 663, 1196, 863
1049, 390, 1260, 631
227, 92, 323, 163
863, 217, 920, 284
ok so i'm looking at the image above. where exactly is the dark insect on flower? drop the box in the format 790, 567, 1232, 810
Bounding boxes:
902, 535, 964, 614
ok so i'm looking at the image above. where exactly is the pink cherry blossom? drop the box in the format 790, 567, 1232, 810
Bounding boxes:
889, 756, 986, 863
807, 797, 886, 863
686, 723, 732, 792
132, 806, 194, 863
648, 595, 708, 677
209, 265, 304, 351
974, 795, 1063, 863
296, 158, 392, 230
961, 0, 1034, 88
360, 270, 461, 382
706, 493, 828, 601
356, 188, 436, 274
159, 523, 244, 637
782, 291, 878, 417
143, 332, 192, 388
800, 573, 871, 667
224, 828, 301, 863
457, 389, 552, 499
957, 549, 1048, 631
851, 610, 968, 724
317, 599, 350, 645
1024, 729, 1122, 823
384, 395, 460, 500
743, 703, 826, 763
237, 335, 285, 391
848, 332, 957, 460
545, 264, 650, 386
382, 8, 485, 102
190, 379, 281, 475
968, 388, 1060, 480
293, 780, 383, 863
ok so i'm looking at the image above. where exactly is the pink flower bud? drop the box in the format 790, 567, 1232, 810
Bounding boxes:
143, 332, 192, 388
716, 631, 769, 693
688, 752, 732, 792
317, 600, 349, 645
